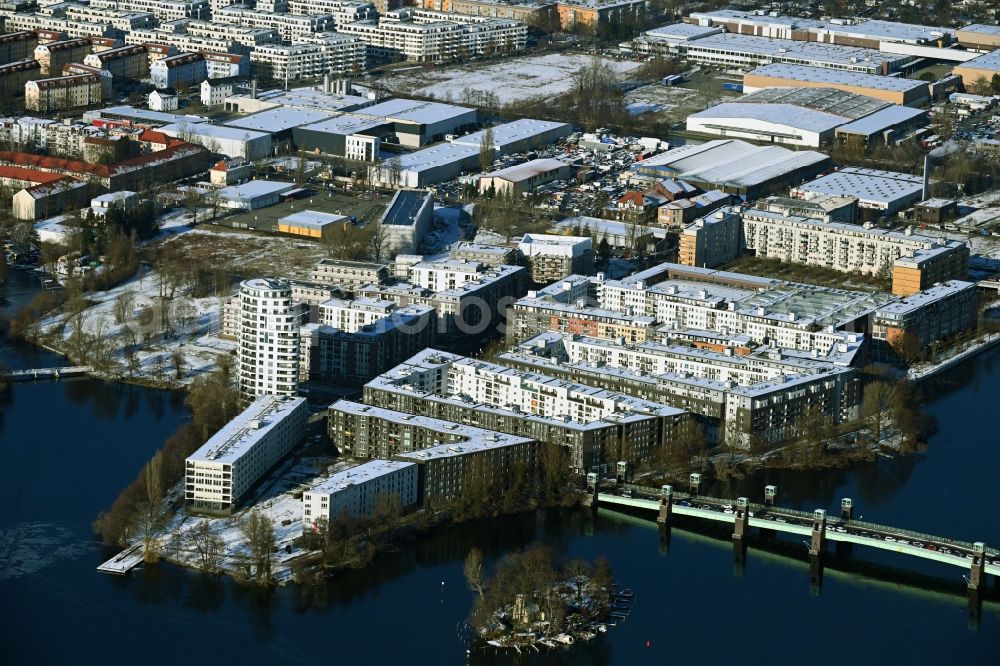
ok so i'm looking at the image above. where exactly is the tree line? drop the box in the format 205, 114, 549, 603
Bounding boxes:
92, 361, 242, 550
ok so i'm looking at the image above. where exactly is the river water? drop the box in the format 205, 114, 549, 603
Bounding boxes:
0, 268, 997, 664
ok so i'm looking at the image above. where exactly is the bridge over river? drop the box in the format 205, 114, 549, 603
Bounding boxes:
586, 472, 997, 620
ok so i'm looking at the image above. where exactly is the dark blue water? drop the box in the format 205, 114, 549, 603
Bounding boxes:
0, 268, 997, 664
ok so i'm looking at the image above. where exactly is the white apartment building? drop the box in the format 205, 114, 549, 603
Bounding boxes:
250, 35, 366, 82
202, 50, 248, 79
213, 7, 336, 42
90, 0, 210, 22
362, 348, 685, 471
63, 6, 158, 32
302, 459, 417, 527
318, 297, 397, 331
502, 331, 861, 445
238, 278, 301, 400
340, 8, 526, 63
409, 258, 501, 292
126, 30, 231, 54
509, 263, 889, 356
185, 21, 281, 47
0, 116, 102, 157
287, 0, 376, 28
742, 207, 966, 276
150, 51, 206, 89
185, 394, 308, 514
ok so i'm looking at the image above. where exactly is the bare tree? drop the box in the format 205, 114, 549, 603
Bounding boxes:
113, 288, 136, 325
463, 547, 486, 600
186, 520, 226, 573
368, 220, 389, 262
862, 380, 896, 446
478, 126, 495, 174
237, 510, 276, 585
383, 155, 402, 189
171, 348, 185, 380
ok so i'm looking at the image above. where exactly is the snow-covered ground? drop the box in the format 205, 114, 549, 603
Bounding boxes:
38, 268, 233, 387
382, 54, 643, 105
159, 456, 356, 584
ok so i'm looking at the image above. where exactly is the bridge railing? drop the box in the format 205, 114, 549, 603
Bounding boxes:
844, 518, 998, 555
613, 483, 998, 555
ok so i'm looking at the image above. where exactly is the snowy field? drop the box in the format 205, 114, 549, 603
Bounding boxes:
38, 266, 233, 387
382, 54, 643, 105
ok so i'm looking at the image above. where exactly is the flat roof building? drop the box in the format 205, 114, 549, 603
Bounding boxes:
687, 10, 951, 49
791, 167, 924, 214
956, 24, 1000, 51
217, 180, 296, 210
301, 299, 436, 383
380, 189, 434, 255
517, 232, 594, 283
677, 32, 909, 74
330, 400, 536, 504
742, 207, 968, 291
159, 121, 271, 160
743, 63, 930, 107
501, 332, 861, 446
508, 262, 883, 360
302, 459, 418, 527
185, 395, 308, 514
872, 280, 979, 360
277, 210, 346, 241
362, 348, 686, 472
953, 49, 1000, 89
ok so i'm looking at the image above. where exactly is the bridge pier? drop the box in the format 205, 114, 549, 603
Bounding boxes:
585, 472, 599, 519
657, 485, 673, 553
809, 554, 824, 594
808, 509, 827, 592
732, 497, 750, 575
967, 542, 984, 627
967, 541, 987, 623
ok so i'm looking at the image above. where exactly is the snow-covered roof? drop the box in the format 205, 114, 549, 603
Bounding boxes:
279, 210, 346, 228
794, 167, 923, 206
484, 158, 569, 183
218, 179, 296, 202
304, 459, 415, 497
225, 107, 334, 134
958, 49, 1000, 73
187, 395, 305, 465
361, 98, 475, 124
835, 105, 926, 136
747, 63, 928, 93
689, 102, 849, 133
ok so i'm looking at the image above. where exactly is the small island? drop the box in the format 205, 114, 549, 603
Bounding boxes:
464, 546, 629, 652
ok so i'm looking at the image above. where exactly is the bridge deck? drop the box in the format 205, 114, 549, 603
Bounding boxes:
599, 489, 999, 576
1, 366, 92, 381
